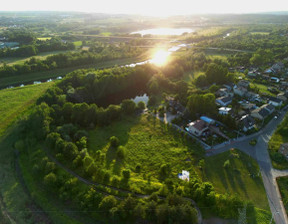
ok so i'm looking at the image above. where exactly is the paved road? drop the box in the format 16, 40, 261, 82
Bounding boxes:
207, 107, 288, 224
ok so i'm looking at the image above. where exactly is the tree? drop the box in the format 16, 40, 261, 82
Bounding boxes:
121, 99, 136, 114
122, 169, 131, 180
137, 101, 146, 110
99, 195, 117, 215
205, 63, 228, 84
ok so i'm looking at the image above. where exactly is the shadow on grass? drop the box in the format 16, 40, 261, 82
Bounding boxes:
88, 115, 141, 154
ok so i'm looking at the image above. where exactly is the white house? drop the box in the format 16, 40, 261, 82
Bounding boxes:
219, 107, 232, 115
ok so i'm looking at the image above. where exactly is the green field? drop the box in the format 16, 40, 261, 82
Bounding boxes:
0, 82, 54, 223
0, 56, 148, 88
0, 50, 75, 66
277, 176, 288, 216
37, 37, 52, 41
203, 149, 270, 211
88, 114, 204, 190
250, 82, 275, 96
0, 82, 54, 135
250, 32, 270, 35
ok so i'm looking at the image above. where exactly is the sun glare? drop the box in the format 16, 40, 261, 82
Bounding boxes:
150, 50, 170, 66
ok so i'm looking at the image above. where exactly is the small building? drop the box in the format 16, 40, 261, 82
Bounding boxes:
269, 97, 283, 107
279, 143, 288, 158
218, 107, 232, 115
216, 96, 233, 107
178, 170, 190, 181
239, 114, 255, 132
200, 116, 215, 125
216, 88, 230, 97
187, 120, 208, 137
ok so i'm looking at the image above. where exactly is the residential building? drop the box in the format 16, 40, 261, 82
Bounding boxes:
239, 114, 255, 132
251, 104, 274, 120
238, 80, 250, 88
233, 86, 247, 97
216, 96, 233, 107
187, 120, 208, 137
269, 96, 283, 107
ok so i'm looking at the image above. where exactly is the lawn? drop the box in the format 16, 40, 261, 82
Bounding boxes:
0, 82, 54, 135
250, 32, 270, 35
203, 149, 270, 211
268, 115, 288, 169
88, 114, 204, 188
276, 176, 288, 216
250, 82, 275, 96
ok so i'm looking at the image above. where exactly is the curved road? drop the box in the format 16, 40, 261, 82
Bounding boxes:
207, 106, 288, 224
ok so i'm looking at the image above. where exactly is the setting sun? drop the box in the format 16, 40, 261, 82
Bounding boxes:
150, 50, 171, 66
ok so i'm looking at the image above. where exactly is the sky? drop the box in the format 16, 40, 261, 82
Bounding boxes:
2, 0, 288, 16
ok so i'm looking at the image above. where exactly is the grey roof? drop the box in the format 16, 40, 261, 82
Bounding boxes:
258, 108, 270, 118
240, 115, 255, 129
265, 104, 275, 112
269, 96, 282, 103
217, 96, 232, 103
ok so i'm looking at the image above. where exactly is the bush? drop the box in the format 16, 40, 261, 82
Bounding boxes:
135, 163, 141, 173
122, 169, 131, 180
116, 146, 125, 159
110, 136, 120, 148
223, 159, 230, 169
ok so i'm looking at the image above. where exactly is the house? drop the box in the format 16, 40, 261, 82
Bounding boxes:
216, 96, 233, 107
219, 107, 232, 115
216, 88, 229, 97
251, 104, 274, 120
223, 83, 235, 91
239, 114, 255, 132
233, 86, 247, 97
269, 97, 283, 107
263, 103, 275, 114
238, 80, 250, 88
187, 120, 208, 137
272, 62, 285, 73
246, 91, 260, 101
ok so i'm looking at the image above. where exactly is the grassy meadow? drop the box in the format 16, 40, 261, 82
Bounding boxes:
0, 82, 54, 135
88, 114, 204, 190
203, 149, 270, 211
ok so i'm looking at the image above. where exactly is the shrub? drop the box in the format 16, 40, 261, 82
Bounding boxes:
110, 136, 120, 148
116, 146, 125, 160
223, 159, 230, 169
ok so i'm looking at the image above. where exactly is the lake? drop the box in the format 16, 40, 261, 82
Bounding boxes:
130, 28, 194, 36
